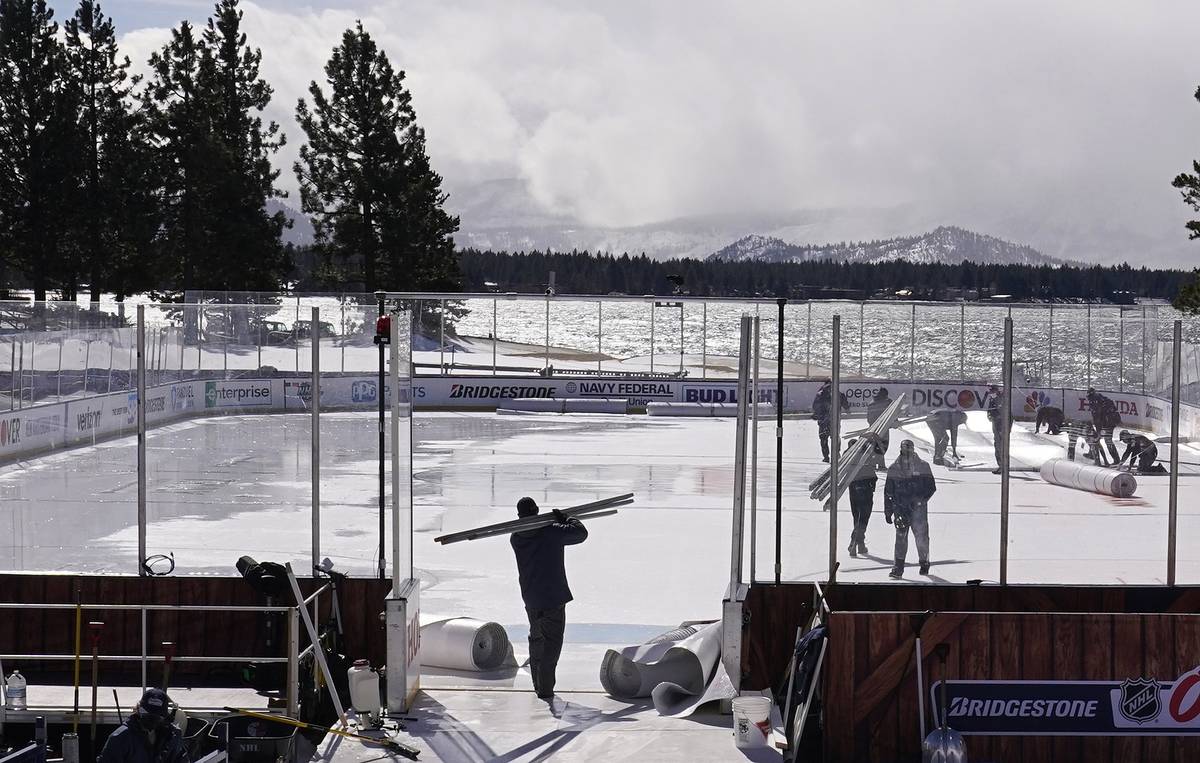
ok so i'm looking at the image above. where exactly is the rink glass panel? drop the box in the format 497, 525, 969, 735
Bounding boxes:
0, 301, 139, 573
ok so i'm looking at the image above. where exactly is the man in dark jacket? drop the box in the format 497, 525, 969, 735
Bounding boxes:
847, 435, 884, 558
985, 384, 1012, 474
1117, 430, 1165, 473
812, 379, 849, 463
510, 496, 588, 700
884, 440, 937, 579
98, 688, 188, 763
1034, 405, 1065, 435
1086, 388, 1122, 463
925, 409, 967, 465
866, 387, 893, 469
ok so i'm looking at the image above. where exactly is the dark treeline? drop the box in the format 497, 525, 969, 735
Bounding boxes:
457, 249, 1193, 302
0, 0, 457, 306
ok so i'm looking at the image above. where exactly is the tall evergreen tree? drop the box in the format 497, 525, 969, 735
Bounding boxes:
295, 22, 459, 292
1172, 83, 1200, 314
0, 0, 77, 301
200, 0, 289, 293
143, 19, 220, 294
63, 0, 156, 307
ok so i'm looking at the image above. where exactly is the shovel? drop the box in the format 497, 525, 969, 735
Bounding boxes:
922, 643, 966, 763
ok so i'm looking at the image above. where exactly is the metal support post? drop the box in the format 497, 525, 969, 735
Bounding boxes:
140, 607, 147, 691
701, 302, 707, 378
286, 608, 299, 717
439, 300, 446, 373
730, 316, 752, 588
1168, 321, 1182, 585
137, 306, 147, 575
311, 308, 321, 576
391, 314, 405, 588
57, 338, 63, 401
492, 299, 498, 374
544, 297, 550, 372
679, 304, 685, 373
650, 303, 656, 374
960, 303, 966, 380
1086, 304, 1092, 386
82, 341, 90, 396
750, 317, 760, 582
340, 304, 346, 373
909, 303, 916, 381
859, 302, 864, 376
1048, 304, 1054, 387
775, 298, 786, 583
1119, 309, 1125, 392
1137, 302, 1147, 391
9, 341, 15, 410
1000, 317, 1013, 585
805, 302, 812, 377
829, 316, 841, 582
597, 301, 603, 373
377, 294, 386, 580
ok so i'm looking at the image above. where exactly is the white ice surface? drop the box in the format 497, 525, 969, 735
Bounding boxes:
2, 409, 1200, 693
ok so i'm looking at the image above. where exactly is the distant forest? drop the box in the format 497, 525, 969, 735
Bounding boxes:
456, 249, 1193, 302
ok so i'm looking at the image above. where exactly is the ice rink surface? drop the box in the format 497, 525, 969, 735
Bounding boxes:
3, 408, 1200, 693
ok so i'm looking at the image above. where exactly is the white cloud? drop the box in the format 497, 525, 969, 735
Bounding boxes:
117, 0, 1200, 260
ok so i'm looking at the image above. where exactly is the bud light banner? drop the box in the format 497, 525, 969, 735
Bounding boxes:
931, 665, 1200, 736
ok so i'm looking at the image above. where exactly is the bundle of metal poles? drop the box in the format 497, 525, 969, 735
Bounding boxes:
809, 395, 907, 510
434, 493, 634, 545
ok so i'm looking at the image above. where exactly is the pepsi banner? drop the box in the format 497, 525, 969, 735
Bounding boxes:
932, 665, 1200, 735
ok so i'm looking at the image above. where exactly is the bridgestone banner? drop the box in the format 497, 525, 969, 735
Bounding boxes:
933, 665, 1200, 735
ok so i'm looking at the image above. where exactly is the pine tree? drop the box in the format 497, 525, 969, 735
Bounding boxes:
200, 0, 289, 294
0, 0, 77, 302
1172, 84, 1200, 313
63, 0, 156, 307
295, 21, 459, 292
143, 19, 220, 295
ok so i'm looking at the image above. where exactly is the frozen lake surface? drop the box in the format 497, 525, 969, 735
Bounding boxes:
3, 410, 1200, 693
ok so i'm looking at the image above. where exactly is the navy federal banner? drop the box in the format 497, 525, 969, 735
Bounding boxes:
931, 665, 1200, 736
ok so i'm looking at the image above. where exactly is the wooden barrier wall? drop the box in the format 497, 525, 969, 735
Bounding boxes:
0, 573, 390, 683
742, 583, 1200, 690
824, 611, 1200, 762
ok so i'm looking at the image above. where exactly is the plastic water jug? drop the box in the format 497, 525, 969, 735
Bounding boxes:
347, 660, 380, 719
5, 669, 26, 709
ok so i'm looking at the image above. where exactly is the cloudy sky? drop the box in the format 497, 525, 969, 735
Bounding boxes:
102, 0, 1200, 264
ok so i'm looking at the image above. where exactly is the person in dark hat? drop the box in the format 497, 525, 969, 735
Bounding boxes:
866, 387, 893, 469
1116, 430, 1166, 473
811, 379, 849, 463
510, 496, 588, 701
98, 688, 188, 763
1086, 388, 1122, 463
925, 409, 967, 466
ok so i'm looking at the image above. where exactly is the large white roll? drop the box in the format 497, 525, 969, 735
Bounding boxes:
1039, 457, 1137, 498
418, 615, 513, 672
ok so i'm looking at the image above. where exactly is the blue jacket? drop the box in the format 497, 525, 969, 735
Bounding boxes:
511, 517, 588, 610
97, 716, 188, 763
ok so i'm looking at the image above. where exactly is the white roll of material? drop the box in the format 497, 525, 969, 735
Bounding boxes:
418, 615, 513, 672
1039, 457, 1137, 498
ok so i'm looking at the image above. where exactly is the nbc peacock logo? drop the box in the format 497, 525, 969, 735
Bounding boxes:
1024, 391, 1051, 413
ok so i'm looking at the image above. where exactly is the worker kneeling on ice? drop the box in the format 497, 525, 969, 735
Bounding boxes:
98, 688, 188, 763
885, 440, 937, 579
510, 496, 588, 700
1117, 430, 1167, 473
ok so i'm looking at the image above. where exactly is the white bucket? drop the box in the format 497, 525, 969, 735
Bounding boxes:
731, 695, 773, 749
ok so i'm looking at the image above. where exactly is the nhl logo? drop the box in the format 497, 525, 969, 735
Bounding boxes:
1119, 677, 1161, 724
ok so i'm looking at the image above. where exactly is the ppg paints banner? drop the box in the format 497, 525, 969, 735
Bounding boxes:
932, 665, 1200, 735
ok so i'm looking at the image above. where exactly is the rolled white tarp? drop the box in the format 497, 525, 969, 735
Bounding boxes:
1039, 457, 1137, 498
418, 615, 515, 672
600, 621, 734, 716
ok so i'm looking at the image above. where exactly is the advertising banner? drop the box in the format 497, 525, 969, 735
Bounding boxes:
203, 379, 274, 409
0, 404, 66, 458
932, 664, 1200, 736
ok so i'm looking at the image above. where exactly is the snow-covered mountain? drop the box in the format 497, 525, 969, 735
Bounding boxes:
708, 226, 1062, 266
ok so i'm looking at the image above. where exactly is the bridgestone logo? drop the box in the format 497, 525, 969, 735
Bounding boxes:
950, 697, 1099, 719
449, 384, 556, 399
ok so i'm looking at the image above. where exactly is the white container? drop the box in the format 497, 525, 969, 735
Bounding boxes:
731, 695, 772, 749
5, 670, 26, 709
347, 660, 381, 718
